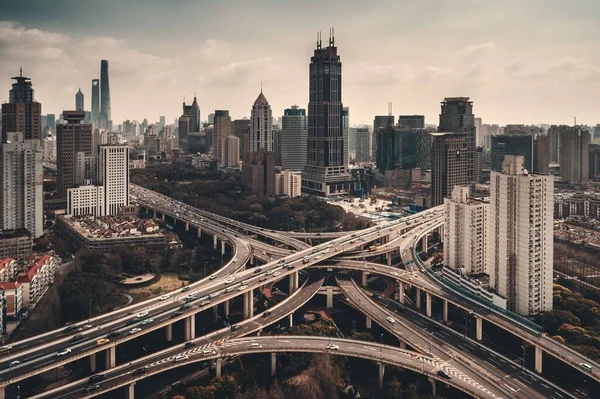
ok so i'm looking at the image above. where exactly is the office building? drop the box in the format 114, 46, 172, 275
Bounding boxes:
398, 115, 424, 129
273, 125, 282, 166
376, 126, 431, 174
547, 125, 561, 163
189, 96, 200, 133
1, 69, 42, 142
474, 117, 483, 147
488, 155, 553, 316
232, 119, 250, 161
75, 88, 84, 111
208, 113, 215, 124
533, 134, 549, 174
0, 132, 43, 238
99, 60, 111, 127
355, 128, 370, 163
178, 116, 190, 153
348, 127, 358, 160
56, 111, 92, 200
491, 134, 533, 171
343, 107, 349, 166
373, 115, 395, 162
221, 135, 240, 168
275, 170, 302, 198
250, 91, 272, 153
241, 148, 275, 196
444, 186, 488, 275
439, 97, 476, 183
302, 32, 353, 196
431, 132, 469, 206
213, 110, 232, 163
559, 126, 590, 184
91, 79, 100, 128
281, 106, 307, 171
589, 144, 600, 180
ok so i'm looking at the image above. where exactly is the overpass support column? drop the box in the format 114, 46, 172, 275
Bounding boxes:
386, 253, 392, 266
0, 386, 4, 399
429, 377, 437, 396
426, 292, 432, 318
289, 313, 294, 327
105, 346, 116, 369
216, 358, 222, 378
326, 287, 333, 309
535, 346, 543, 374
366, 316, 372, 329
271, 352, 277, 377
185, 314, 196, 341
165, 324, 173, 342
213, 235, 218, 249
442, 300, 448, 322
243, 290, 254, 319
400, 341, 406, 350
90, 352, 97, 373
249, 248, 255, 265
398, 283, 405, 304
213, 305, 219, 321
361, 271, 368, 286
415, 288, 421, 311
224, 300, 230, 316
378, 362, 385, 388
475, 316, 483, 341
289, 271, 298, 294
197, 226, 202, 238
127, 382, 135, 399
221, 240, 225, 255
185, 222, 189, 232
421, 234, 428, 252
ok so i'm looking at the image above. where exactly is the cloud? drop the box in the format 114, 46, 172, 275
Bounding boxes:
345, 62, 414, 86
461, 42, 494, 56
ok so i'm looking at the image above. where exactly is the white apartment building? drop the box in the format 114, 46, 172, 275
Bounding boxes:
488, 155, 553, 316
67, 185, 105, 216
275, 170, 302, 198
98, 145, 129, 215
0, 132, 44, 238
17, 253, 58, 308
444, 186, 489, 275
221, 135, 240, 168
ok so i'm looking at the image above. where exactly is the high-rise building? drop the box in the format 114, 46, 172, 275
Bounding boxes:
99, 60, 111, 127
213, 110, 232, 163
221, 135, 240, 168
232, 119, 250, 161
559, 126, 590, 184
1, 69, 42, 142
430, 132, 469, 206
250, 91, 272, 153
376, 126, 431, 174
0, 132, 43, 238
302, 32, 353, 196
178, 116, 190, 153
589, 144, 600, 180
241, 148, 275, 195
75, 88, 84, 111
444, 186, 488, 275
488, 155, 553, 316
159, 116, 166, 132
439, 97, 476, 183
208, 113, 215, 124
190, 97, 200, 133
491, 134, 533, 171
348, 127, 358, 160
398, 115, 424, 129
98, 145, 129, 215
46, 114, 56, 132
91, 79, 100, 127
547, 125, 561, 163
281, 106, 307, 171
56, 111, 92, 200
373, 115, 394, 162
272, 126, 282, 166
474, 117, 483, 147
533, 134, 549, 174
343, 107, 349, 166
355, 128, 370, 163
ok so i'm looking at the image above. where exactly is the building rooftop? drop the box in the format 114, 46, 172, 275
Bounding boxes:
0, 281, 21, 290
59, 214, 176, 242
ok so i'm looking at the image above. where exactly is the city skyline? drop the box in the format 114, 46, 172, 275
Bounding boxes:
1, 0, 599, 126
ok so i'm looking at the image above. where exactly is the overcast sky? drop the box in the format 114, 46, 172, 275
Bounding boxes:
1, 0, 599, 127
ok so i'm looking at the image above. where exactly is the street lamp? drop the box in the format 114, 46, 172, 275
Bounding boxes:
521, 345, 527, 370
143, 346, 147, 357
89, 298, 93, 320
380, 334, 384, 362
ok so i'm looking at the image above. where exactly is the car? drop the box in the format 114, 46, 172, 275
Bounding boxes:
437, 370, 451, 379
225, 286, 235, 293
266, 270, 274, 275
250, 343, 262, 348
56, 348, 72, 356
199, 300, 211, 306
137, 311, 149, 318
88, 374, 105, 383
182, 286, 190, 292
386, 317, 396, 324
259, 277, 268, 282
0, 345, 12, 353
132, 366, 148, 376
224, 278, 235, 284
231, 324, 242, 331
107, 331, 121, 338
140, 319, 154, 325
160, 294, 170, 301
203, 349, 217, 355
173, 354, 189, 362
263, 311, 272, 317
96, 339, 110, 346
179, 304, 190, 311
171, 311, 184, 318
237, 285, 248, 291
209, 274, 218, 280
184, 342, 196, 348
273, 272, 281, 277
326, 343, 339, 350
63, 325, 78, 333
303, 256, 310, 264
580, 362, 593, 372
84, 384, 100, 392
391, 272, 399, 276
8, 360, 20, 368
209, 291, 221, 299
322, 249, 330, 254
69, 334, 84, 343
371, 293, 380, 298
127, 328, 142, 335
253, 268, 262, 274
351, 233, 357, 237
185, 294, 198, 302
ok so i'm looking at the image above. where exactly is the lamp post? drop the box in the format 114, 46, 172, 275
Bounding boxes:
89, 298, 93, 320
143, 346, 147, 357
521, 345, 527, 370
380, 333, 384, 362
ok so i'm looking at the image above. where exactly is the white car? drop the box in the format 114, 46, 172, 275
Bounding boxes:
322, 249, 330, 254
266, 270, 274, 275
173, 354, 189, 362
209, 274, 218, 280
225, 286, 235, 292
137, 311, 149, 318
391, 272, 399, 277
273, 272, 281, 277
159, 294, 170, 301
238, 285, 248, 291
56, 348, 72, 357
224, 278, 235, 284
326, 343, 339, 350
386, 317, 396, 324
128, 328, 142, 335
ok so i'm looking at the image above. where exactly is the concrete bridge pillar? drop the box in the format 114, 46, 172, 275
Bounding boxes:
185, 222, 189, 232
378, 362, 386, 388
127, 382, 135, 399
429, 377, 437, 396
289, 313, 294, 327
535, 346, 543, 374
197, 226, 202, 238
475, 316, 483, 341
165, 324, 173, 342
105, 346, 116, 369
185, 314, 196, 341
366, 316, 372, 329
213, 235, 218, 249
0, 386, 4, 399
386, 253, 392, 266
213, 305, 219, 321
90, 352, 97, 373
216, 358, 222, 378
244, 290, 254, 319
400, 341, 406, 350
421, 234, 428, 253
426, 292, 432, 318
326, 287, 333, 308
416, 288, 421, 311
442, 300, 448, 322
271, 352, 277, 377
224, 300, 230, 317
249, 248, 255, 265
221, 240, 225, 255
361, 271, 368, 286
172, 218, 176, 226
289, 271, 299, 294
398, 283, 405, 304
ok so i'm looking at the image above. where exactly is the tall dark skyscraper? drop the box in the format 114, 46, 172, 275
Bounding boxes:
439, 97, 476, 183
75, 88, 84, 111
398, 115, 425, 129
56, 111, 92, 200
1, 69, 42, 142
100, 60, 111, 125
431, 132, 469, 206
491, 134, 533, 171
190, 96, 200, 133
373, 115, 395, 161
301, 30, 353, 196
91, 79, 100, 126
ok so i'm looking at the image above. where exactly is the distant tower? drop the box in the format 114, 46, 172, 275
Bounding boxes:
100, 60, 111, 125
75, 88, 84, 111
91, 79, 100, 127
190, 95, 200, 133
439, 97, 476, 183
250, 89, 272, 152
1, 68, 42, 142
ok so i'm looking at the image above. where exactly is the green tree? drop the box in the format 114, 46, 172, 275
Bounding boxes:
386, 377, 403, 399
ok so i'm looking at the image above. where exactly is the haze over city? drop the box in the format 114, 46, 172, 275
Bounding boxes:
1, 0, 599, 126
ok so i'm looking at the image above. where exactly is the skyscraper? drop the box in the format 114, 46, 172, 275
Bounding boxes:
75, 88, 84, 111
376, 126, 431, 174
232, 119, 250, 160
533, 134, 549, 174
398, 115, 425, 129
190, 96, 200, 133
0, 132, 43, 238
488, 155, 553, 316
430, 132, 468, 206
213, 110, 232, 163
98, 145, 129, 215
250, 90, 273, 153
439, 97, 476, 183
91, 79, 100, 128
57, 111, 92, 200
373, 115, 395, 162
221, 135, 240, 168
1, 69, 42, 142
355, 128, 370, 163
100, 60, 111, 126
178, 116, 190, 153
302, 31, 353, 196
491, 134, 533, 171
281, 106, 307, 171
343, 107, 349, 166
559, 126, 590, 184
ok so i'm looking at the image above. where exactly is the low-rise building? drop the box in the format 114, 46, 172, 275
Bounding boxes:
0, 229, 32, 259
0, 282, 23, 319
0, 258, 16, 282
275, 170, 302, 198
17, 254, 58, 309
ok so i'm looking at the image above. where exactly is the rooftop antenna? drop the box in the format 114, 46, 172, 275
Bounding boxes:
329, 27, 335, 47
260, 81, 263, 93
388, 102, 393, 116
317, 31, 321, 49
574, 116, 577, 126
19, 67, 22, 77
